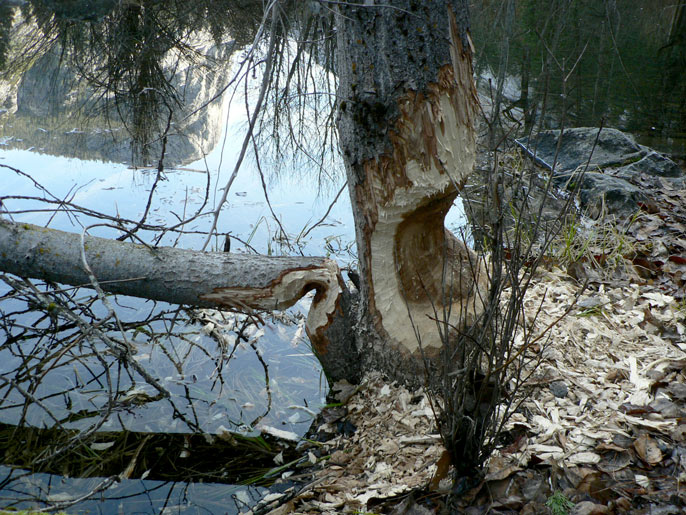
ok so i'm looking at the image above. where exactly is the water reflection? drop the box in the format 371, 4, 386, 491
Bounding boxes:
0, 1, 337, 506
470, 0, 686, 158
0, 131, 341, 509
0, 289, 322, 435
0, 35, 233, 166
0, 465, 269, 514
0, 102, 355, 419
0, 0, 262, 167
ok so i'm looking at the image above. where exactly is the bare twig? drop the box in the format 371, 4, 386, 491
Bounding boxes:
202, 1, 281, 250
299, 180, 347, 241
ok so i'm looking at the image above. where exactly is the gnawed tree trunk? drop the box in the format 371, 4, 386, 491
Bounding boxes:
335, 1, 486, 384
0, 219, 359, 382
1, 1, 485, 390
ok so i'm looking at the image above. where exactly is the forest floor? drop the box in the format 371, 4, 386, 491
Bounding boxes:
254, 149, 686, 515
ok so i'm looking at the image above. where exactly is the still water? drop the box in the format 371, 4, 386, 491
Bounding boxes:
0, 106, 339, 513
0, 99, 351, 433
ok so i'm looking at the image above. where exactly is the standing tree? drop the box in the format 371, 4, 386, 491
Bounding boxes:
1, 0, 484, 385
334, 0, 485, 384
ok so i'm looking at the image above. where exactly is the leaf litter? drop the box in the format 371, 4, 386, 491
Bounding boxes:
251, 168, 686, 514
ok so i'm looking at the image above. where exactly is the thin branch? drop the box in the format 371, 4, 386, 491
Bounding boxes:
202, 1, 281, 250
299, 180, 347, 241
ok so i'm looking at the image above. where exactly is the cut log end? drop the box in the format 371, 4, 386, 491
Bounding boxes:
0, 219, 359, 384
201, 259, 359, 383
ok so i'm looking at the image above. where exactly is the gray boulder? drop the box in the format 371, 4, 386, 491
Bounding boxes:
552, 172, 646, 218
516, 127, 684, 218
516, 127, 644, 173
617, 151, 683, 178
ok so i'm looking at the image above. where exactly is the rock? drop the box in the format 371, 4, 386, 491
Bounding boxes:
553, 171, 647, 218
611, 151, 686, 190
615, 151, 683, 178
517, 127, 644, 173
549, 381, 569, 399
516, 127, 684, 218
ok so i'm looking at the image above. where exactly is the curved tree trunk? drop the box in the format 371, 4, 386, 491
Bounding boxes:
335, 0, 486, 385
0, 219, 359, 382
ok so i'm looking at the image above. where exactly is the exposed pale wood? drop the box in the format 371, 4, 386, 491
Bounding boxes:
335, 1, 485, 383
1, 1, 485, 387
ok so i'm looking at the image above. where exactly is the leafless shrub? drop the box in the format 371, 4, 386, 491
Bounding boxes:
409, 134, 588, 494
411, 32, 608, 487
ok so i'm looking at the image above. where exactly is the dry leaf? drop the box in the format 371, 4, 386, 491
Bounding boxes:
596, 450, 631, 474
633, 433, 662, 465
568, 452, 602, 465
485, 464, 522, 482
429, 450, 452, 491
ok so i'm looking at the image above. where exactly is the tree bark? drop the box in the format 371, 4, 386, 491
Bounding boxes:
0, 219, 359, 382
335, 1, 485, 385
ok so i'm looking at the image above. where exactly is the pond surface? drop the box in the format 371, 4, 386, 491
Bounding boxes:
0, 105, 337, 511
4, 0, 683, 509
470, 0, 686, 161
0, 464, 269, 514
0, 100, 349, 433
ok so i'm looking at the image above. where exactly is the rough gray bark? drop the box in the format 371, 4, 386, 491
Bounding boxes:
0, 219, 359, 382
335, 1, 485, 385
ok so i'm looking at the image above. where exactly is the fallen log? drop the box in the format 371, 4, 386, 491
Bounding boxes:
0, 219, 358, 382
